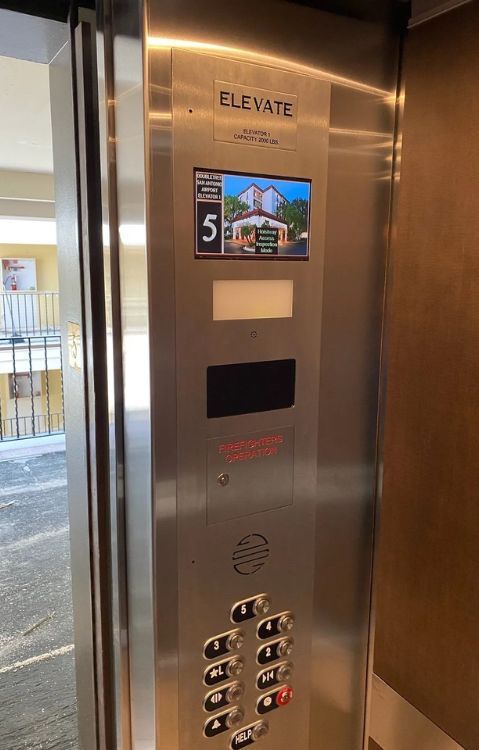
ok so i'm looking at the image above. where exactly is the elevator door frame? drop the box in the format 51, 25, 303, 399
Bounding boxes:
0, 6, 120, 750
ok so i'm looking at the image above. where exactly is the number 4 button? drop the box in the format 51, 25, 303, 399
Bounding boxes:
257, 612, 295, 640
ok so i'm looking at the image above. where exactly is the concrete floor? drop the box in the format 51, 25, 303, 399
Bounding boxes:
0, 449, 79, 749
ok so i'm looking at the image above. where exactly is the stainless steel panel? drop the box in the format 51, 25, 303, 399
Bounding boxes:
313, 93, 395, 749
172, 49, 329, 750
207, 426, 294, 525
108, 4, 158, 747
370, 676, 465, 750
96, 2, 132, 746
103, 1, 401, 749
363, 71, 405, 750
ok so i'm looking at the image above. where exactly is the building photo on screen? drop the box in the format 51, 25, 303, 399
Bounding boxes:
195, 169, 311, 259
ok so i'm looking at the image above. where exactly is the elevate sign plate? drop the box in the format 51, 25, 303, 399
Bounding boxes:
214, 80, 298, 150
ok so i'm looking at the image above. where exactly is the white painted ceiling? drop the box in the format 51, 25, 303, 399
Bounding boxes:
0, 55, 53, 174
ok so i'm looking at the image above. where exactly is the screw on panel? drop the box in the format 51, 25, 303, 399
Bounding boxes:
217, 473, 230, 487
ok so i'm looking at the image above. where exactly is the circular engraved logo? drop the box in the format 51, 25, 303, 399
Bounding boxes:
232, 533, 270, 576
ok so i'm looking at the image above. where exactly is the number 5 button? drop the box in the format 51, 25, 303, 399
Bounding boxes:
204, 630, 244, 660
231, 595, 271, 624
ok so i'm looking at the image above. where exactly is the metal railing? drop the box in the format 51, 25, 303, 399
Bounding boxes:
1, 412, 65, 440
0, 335, 65, 441
0, 291, 60, 337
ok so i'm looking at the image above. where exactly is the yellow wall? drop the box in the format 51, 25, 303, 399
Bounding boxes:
0, 244, 58, 291
0, 372, 8, 424
0, 368, 63, 436
41, 369, 63, 416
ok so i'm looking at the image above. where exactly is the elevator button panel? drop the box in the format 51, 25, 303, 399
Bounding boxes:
201, 597, 295, 742
231, 595, 271, 624
204, 630, 245, 660
256, 685, 294, 715
204, 682, 245, 712
256, 661, 294, 690
204, 656, 245, 686
230, 721, 270, 748
257, 637, 294, 665
257, 612, 295, 640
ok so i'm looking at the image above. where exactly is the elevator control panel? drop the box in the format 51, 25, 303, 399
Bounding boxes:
172, 48, 330, 749
201, 594, 296, 745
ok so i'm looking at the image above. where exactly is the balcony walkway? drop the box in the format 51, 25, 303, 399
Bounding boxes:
0, 445, 79, 750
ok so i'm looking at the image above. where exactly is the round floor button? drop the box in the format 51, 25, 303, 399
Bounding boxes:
277, 637, 294, 658
276, 685, 294, 707
253, 596, 271, 617
276, 662, 294, 683
227, 657, 245, 678
226, 682, 245, 704
227, 632, 245, 651
226, 707, 245, 729
252, 720, 269, 740
278, 613, 295, 633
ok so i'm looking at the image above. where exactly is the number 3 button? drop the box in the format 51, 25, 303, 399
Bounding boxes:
204, 630, 244, 660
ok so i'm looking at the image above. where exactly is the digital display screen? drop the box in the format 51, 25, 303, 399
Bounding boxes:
195, 169, 311, 260
207, 359, 296, 418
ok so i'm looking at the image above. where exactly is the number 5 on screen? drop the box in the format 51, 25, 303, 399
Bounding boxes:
196, 200, 223, 254
202, 214, 218, 242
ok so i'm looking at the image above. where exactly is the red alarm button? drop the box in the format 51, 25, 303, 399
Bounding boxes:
276, 685, 293, 707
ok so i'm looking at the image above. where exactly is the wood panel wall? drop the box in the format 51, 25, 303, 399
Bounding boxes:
373, 3, 479, 749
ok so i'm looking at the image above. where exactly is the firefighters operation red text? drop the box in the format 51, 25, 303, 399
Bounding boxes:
218, 434, 284, 463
